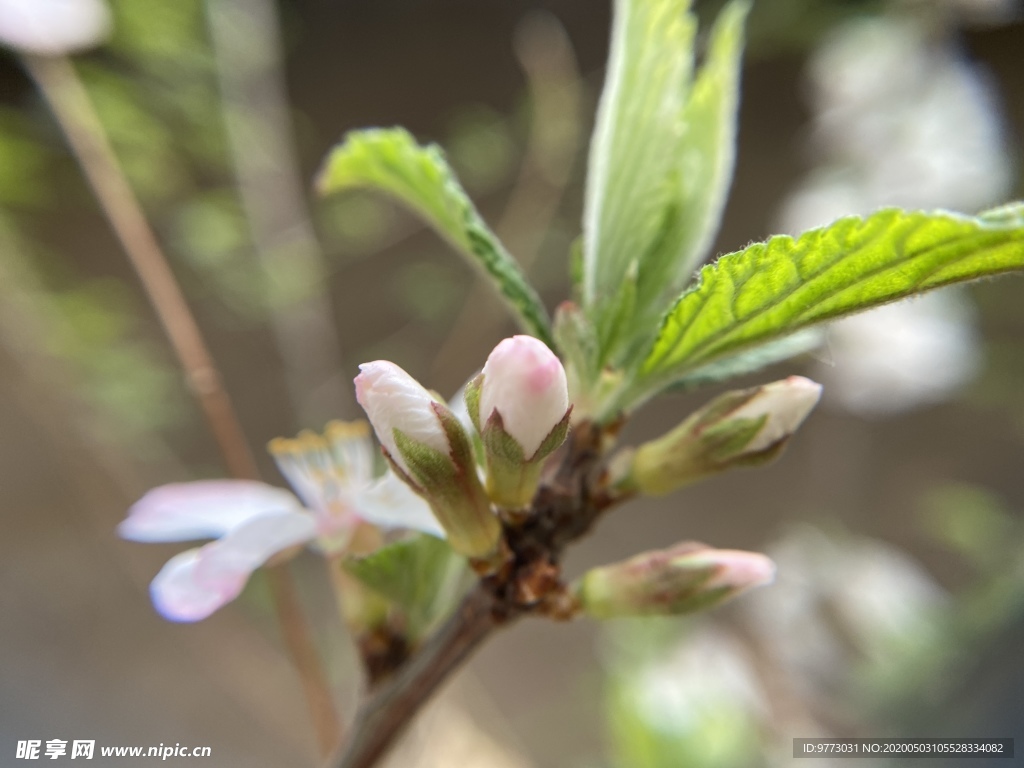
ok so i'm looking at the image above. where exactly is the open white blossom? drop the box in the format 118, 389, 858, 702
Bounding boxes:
119, 421, 441, 622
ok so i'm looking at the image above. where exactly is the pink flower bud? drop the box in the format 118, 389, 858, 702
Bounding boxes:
576, 542, 775, 619
479, 335, 569, 458
629, 376, 822, 496
355, 360, 502, 560
355, 361, 451, 477
726, 376, 822, 453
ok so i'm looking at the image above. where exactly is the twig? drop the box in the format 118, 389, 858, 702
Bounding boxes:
332, 422, 608, 768
335, 586, 504, 768
23, 53, 341, 756
23, 53, 257, 479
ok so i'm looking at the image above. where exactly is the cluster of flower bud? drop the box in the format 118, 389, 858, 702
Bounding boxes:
354, 340, 819, 616
355, 335, 571, 564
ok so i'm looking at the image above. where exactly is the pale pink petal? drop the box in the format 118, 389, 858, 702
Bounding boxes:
356, 473, 446, 538
701, 550, 777, 592
480, 336, 569, 457
150, 511, 317, 622
150, 550, 229, 623
119, 480, 303, 543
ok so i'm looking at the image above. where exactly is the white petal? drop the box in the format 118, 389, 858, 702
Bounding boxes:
150, 550, 227, 623
0, 0, 111, 55
150, 511, 317, 622
354, 361, 450, 474
356, 473, 446, 538
119, 480, 304, 543
730, 376, 822, 453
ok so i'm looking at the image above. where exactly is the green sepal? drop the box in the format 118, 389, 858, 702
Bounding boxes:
432, 401, 476, 476
342, 534, 470, 640
479, 406, 571, 510
392, 421, 500, 559
530, 406, 572, 462
629, 383, 795, 496
480, 410, 533, 510
392, 427, 457, 491
700, 416, 769, 463
575, 556, 727, 619
481, 410, 527, 466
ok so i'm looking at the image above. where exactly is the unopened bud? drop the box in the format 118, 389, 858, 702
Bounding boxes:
355, 361, 501, 559
465, 335, 571, 509
628, 376, 822, 496
575, 542, 775, 619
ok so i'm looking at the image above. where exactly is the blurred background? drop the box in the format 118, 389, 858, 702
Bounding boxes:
1, 0, 1023, 766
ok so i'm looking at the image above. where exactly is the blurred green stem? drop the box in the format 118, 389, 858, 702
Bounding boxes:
206, 0, 349, 426
23, 53, 341, 757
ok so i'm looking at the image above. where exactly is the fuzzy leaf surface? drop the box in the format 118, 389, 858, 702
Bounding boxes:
582, 0, 748, 365
640, 205, 1024, 388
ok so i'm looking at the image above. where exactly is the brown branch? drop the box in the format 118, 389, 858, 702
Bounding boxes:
335, 585, 507, 768
332, 422, 610, 768
23, 53, 257, 480
24, 53, 342, 756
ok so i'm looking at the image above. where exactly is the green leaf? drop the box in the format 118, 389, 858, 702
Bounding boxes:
553, 301, 599, 384
639, 205, 1024, 397
650, 0, 747, 295
583, 0, 695, 307
582, 0, 748, 363
343, 534, 469, 639
317, 128, 552, 346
